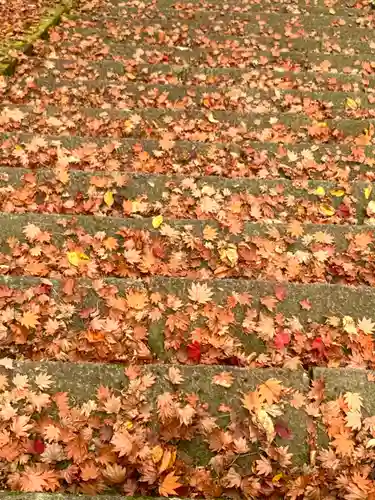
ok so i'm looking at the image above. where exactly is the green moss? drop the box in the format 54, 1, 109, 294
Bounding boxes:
0, 0, 75, 75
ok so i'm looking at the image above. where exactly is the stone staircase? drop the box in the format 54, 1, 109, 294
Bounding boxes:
1, 0, 375, 496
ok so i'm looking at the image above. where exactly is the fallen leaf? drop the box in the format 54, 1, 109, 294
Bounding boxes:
152, 215, 164, 228
319, 204, 335, 217
67, 251, 90, 267
159, 471, 182, 497
104, 191, 114, 207
212, 371, 234, 388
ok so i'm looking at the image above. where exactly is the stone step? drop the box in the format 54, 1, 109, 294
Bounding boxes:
16, 59, 375, 94
55, 27, 325, 52
4, 80, 375, 119
40, 36, 374, 61
68, 9, 375, 30
91, 0, 371, 15
58, 23, 374, 55
0, 104, 374, 145
0, 361, 309, 497
35, 42, 375, 74
59, 20, 374, 52
1, 212, 375, 286
1, 133, 374, 182
0, 167, 365, 224
0, 275, 374, 367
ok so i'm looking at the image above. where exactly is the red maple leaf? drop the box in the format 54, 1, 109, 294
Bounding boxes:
274, 285, 287, 301
275, 420, 293, 440
299, 298, 312, 310
274, 331, 290, 349
312, 337, 326, 357
187, 341, 201, 362
33, 439, 45, 454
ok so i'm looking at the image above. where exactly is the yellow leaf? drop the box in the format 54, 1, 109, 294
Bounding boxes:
330, 189, 345, 197
152, 215, 164, 229
219, 244, 238, 267
272, 473, 283, 482
124, 420, 133, 430
345, 97, 360, 110
319, 204, 335, 217
343, 316, 357, 335
132, 201, 141, 213
366, 439, 375, 448
203, 225, 218, 241
368, 200, 375, 214
365, 185, 373, 200
314, 186, 326, 197
207, 112, 219, 123
168, 449, 176, 469
152, 445, 163, 464
56, 166, 70, 184
159, 450, 172, 473
104, 191, 114, 207
67, 251, 90, 267
255, 408, 275, 443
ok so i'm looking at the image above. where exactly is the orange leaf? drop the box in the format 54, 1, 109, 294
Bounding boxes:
258, 379, 283, 405
212, 371, 234, 388
20, 311, 39, 329
159, 471, 182, 497
125, 290, 148, 310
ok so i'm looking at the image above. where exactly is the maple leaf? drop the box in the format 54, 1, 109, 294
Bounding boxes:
261, 295, 278, 311
0, 358, 13, 370
80, 461, 100, 481
159, 471, 182, 497
188, 282, 213, 304
344, 392, 363, 412
287, 220, 304, 237
13, 373, 29, 389
345, 410, 362, 431
254, 408, 275, 443
255, 456, 273, 476
187, 341, 201, 362
23, 223, 41, 241
354, 232, 373, 249
332, 432, 355, 457
299, 298, 312, 310
203, 225, 218, 241
32, 439, 46, 455
275, 420, 293, 440
274, 285, 287, 301
258, 379, 283, 405
0, 107, 25, 123
159, 136, 175, 151
11, 415, 33, 437
274, 331, 290, 349
168, 366, 184, 385
110, 430, 133, 457
126, 290, 148, 310
159, 449, 177, 473
212, 371, 234, 388
103, 464, 127, 484
20, 311, 39, 329
357, 317, 375, 335
157, 392, 176, 421
35, 372, 52, 390
177, 405, 196, 426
